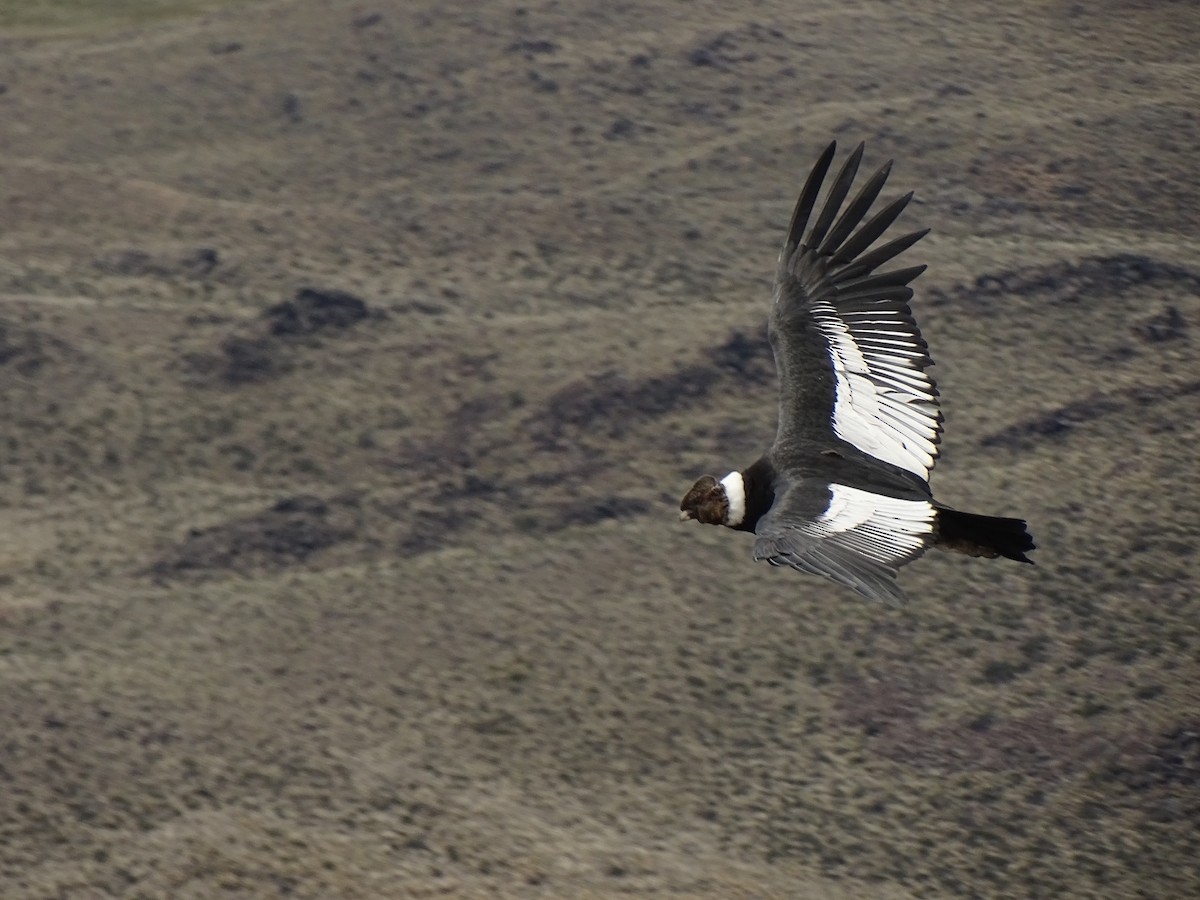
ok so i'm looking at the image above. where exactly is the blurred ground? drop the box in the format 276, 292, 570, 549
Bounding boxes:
0, 0, 1198, 897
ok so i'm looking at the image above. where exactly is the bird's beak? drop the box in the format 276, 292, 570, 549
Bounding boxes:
679, 509, 693, 522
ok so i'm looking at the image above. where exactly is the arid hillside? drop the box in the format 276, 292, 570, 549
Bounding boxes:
0, 1, 1197, 897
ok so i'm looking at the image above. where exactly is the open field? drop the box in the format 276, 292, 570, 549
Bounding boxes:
1, 0, 1198, 896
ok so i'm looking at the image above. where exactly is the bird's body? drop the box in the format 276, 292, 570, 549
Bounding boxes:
679, 141, 1035, 605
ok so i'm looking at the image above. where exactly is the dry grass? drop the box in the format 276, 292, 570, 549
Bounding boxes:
0, 1, 1197, 897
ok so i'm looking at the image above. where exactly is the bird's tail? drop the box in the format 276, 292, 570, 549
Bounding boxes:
934, 508, 1035, 563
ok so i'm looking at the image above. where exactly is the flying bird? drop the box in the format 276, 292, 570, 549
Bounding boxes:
679, 141, 1034, 604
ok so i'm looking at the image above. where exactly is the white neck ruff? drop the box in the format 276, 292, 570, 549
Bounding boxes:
720, 471, 746, 527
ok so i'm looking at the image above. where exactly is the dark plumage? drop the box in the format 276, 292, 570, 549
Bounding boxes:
679, 141, 1035, 605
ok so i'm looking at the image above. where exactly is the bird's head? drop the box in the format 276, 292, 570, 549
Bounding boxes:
679, 474, 730, 526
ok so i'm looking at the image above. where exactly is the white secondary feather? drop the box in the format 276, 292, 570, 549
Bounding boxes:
812, 301, 940, 480
814, 483, 935, 564
721, 471, 746, 527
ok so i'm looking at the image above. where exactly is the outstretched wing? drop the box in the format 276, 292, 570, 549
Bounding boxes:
752, 479, 937, 605
769, 141, 942, 482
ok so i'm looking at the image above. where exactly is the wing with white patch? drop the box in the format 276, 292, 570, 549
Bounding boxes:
752, 481, 937, 605
769, 141, 942, 481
